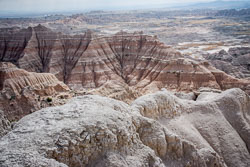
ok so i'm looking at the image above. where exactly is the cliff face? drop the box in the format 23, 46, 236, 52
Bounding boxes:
0, 88, 249, 167
0, 62, 70, 121
18, 25, 92, 84
1, 25, 250, 97
0, 27, 32, 64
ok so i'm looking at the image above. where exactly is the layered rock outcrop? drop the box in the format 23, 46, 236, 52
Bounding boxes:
0, 27, 32, 64
0, 62, 70, 121
204, 47, 250, 80
0, 88, 249, 167
1, 25, 250, 97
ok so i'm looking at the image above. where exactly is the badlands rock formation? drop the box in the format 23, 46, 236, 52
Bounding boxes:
0, 62, 70, 121
0, 27, 32, 64
0, 88, 249, 167
1, 25, 250, 97
204, 47, 250, 80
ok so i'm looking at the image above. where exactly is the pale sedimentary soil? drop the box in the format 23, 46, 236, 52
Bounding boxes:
0, 88, 249, 167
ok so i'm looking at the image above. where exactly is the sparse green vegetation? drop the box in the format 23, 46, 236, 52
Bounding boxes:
10, 95, 16, 101
46, 97, 52, 103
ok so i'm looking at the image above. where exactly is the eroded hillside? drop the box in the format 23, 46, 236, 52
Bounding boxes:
1, 25, 250, 99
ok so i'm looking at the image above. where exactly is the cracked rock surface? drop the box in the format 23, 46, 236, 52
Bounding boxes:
0, 110, 11, 138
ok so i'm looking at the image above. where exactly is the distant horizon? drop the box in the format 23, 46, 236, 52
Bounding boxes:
0, 0, 250, 18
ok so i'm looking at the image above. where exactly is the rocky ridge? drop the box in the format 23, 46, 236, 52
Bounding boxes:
0, 88, 249, 167
204, 47, 250, 80
215, 8, 250, 17
0, 62, 70, 121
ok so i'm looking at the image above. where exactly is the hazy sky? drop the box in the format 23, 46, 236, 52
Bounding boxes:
0, 0, 218, 13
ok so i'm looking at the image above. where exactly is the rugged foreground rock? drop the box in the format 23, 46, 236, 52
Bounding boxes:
0, 110, 11, 138
0, 88, 249, 167
0, 62, 70, 121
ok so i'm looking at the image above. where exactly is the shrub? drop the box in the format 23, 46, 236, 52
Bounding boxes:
46, 97, 52, 103
10, 95, 16, 101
